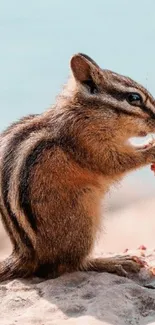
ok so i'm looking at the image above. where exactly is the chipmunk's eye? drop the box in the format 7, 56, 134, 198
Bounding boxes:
126, 93, 143, 106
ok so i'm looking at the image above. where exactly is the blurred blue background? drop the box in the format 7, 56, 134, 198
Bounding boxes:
1, 0, 155, 201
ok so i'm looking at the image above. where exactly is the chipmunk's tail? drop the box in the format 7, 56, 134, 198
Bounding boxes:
0, 252, 37, 282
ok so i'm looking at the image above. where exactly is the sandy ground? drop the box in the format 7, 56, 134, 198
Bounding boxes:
0, 196, 155, 324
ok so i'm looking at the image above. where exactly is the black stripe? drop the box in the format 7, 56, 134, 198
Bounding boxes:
105, 88, 155, 119
112, 106, 141, 117
103, 102, 141, 118
1, 124, 44, 251
18, 137, 89, 230
141, 104, 155, 119
1, 114, 37, 137
18, 139, 56, 231
0, 204, 17, 249
105, 88, 128, 101
107, 72, 135, 88
0, 203, 33, 251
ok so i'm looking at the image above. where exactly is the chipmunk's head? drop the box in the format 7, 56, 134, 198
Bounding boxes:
69, 53, 155, 149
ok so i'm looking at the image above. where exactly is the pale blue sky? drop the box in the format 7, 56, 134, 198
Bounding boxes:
1, 0, 155, 191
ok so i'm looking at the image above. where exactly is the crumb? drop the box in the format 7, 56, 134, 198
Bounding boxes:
138, 245, 147, 250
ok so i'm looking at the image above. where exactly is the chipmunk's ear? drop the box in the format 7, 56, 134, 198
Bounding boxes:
70, 53, 100, 94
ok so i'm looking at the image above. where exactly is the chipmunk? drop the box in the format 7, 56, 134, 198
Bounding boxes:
0, 53, 155, 282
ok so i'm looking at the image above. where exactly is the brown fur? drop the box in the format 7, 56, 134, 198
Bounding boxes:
0, 53, 155, 281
